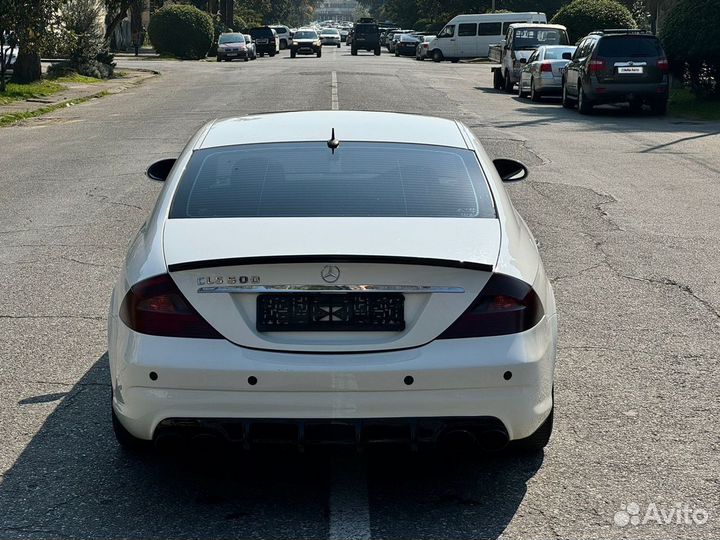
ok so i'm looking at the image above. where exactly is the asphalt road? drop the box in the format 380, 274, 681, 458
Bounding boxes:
1, 45, 719, 539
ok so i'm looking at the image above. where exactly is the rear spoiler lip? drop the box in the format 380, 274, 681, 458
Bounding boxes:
168, 255, 493, 273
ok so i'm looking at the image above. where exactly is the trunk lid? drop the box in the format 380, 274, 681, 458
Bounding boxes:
164, 218, 500, 352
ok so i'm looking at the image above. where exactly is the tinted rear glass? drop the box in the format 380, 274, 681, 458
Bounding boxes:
478, 22, 502, 36
171, 143, 496, 219
356, 24, 378, 36
597, 36, 663, 57
250, 28, 272, 38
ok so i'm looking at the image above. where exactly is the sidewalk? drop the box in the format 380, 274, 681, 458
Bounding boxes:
0, 68, 158, 120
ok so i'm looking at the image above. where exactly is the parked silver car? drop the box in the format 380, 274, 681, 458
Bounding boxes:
415, 35, 436, 61
518, 45, 576, 101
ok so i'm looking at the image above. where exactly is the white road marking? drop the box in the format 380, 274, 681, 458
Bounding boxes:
331, 71, 339, 110
328, 457, 371, 540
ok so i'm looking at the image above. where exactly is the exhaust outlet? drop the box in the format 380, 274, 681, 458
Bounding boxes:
476, 428, 509, 452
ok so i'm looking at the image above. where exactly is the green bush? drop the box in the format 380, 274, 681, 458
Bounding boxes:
148, 5, 214, 59
660, 0, 720, 95
551, 0, 636, 43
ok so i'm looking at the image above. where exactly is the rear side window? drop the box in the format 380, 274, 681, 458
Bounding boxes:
478, 22, 502, 36
250, 27, 272, 38
170, 143, 496, 219
597, 36, 663, 57
458, 23, 477, 37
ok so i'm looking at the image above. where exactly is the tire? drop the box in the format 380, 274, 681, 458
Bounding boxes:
269, 52, 276, 57
562, 81, 574, 108
513, 406, 553, 452
374, 47, 381, 56
280, 39, 287, 50
244, 56, 249, 62
351, 48, 357, 56
111, 398, 150, 453
450, 58, 459, 63
530, 78, 541, 102
259, 53, 264, 58
395, 49, 399, 57
577, 84, 593, 114
518, 78, 527, 98
290, 50, 296, 58
317, 50, 322, 58
432, 49, 443, 63
651, 98, 668, 115
216, 57, 221, 62
493, 69, 503, 90
337, 43, 341, 49
503, 71, 513, 93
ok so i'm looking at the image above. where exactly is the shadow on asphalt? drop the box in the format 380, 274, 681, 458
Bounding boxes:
0, 353, 543, 539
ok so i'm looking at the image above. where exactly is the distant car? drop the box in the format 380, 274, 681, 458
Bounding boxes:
243, 34, 257, 60
269, 25, 291, 49
395, 34, 420, 57
1, 32, 19, 76
389, 31, 414, 53
352, 21, 381, 55
518, 45, 576, 100
249, 27, 279, 57
319, 28, 341, 47
290, 28, 322, 58
339, 27, 350, 41
562, 29, 670, 115
109, 110, 557, 455
415, 35, 436, 61
216, 33, 253, 62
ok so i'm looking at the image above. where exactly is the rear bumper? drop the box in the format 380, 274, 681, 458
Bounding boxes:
586, 81, 669, 102
109, 314, 557, 442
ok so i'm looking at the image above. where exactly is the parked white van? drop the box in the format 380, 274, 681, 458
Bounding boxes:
429, 12, 547, 62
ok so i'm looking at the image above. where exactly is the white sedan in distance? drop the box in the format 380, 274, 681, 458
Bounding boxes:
319, 28, 342, 47
108, 111, 557, 454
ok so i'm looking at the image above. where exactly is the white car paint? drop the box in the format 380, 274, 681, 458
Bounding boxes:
108, 111, 557, 449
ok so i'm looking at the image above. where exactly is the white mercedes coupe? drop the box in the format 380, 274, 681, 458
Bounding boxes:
108, 111, 557, 453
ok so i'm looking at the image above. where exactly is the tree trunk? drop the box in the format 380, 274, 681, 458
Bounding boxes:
105, 2, 131, 42
10, 51, 42, 83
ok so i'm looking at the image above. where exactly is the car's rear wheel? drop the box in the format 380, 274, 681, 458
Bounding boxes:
493, 70, 503, 90
317, 50, 322, 58
111, 396, 150, 453
651, 98, 668, 115
259, 53, 264, 57
395, 49, 399, 57
337, 43, 341, 48
451, 58, 459, 63
374, 47, 381, 56
351, 47, 357, 56
270, 52, 276, 57
432, 49, 443, 62
503, 71, 513, 92
244, 56, 249, 62
577, 84, 593, 114
530, 78, 541, 102
216, 57, 221, 62
291, 49, 296, 58
513, 406, 554, 452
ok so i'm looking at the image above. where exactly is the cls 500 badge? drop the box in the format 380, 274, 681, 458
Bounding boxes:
197, 275, 261, 286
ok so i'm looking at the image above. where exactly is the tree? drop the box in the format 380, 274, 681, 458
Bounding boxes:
1, 0, 61, 83
551, 0, 636, 43
660, 0, 720, 94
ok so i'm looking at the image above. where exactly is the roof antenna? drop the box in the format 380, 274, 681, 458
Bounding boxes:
327, 128, 340, 154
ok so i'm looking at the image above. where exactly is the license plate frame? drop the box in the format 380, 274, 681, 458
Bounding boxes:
618, 66, 644, 74
257, 293, 405, 332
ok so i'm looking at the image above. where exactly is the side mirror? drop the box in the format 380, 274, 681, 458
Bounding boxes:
146, 158, 176, 182
562, 52, 572, 60
493, 158, 528, 182
520, 57, 527, 64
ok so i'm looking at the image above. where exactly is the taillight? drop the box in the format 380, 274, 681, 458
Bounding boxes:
437, 274, 544, 339
119, 274, 223, 339
541, 62, 552, 72
588, 58, 605, 73
657, 57, 669, 73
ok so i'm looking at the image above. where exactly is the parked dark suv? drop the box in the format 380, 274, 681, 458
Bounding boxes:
249, 26, 279, 57
561, 29, 670, 115
352, 19, 381, 56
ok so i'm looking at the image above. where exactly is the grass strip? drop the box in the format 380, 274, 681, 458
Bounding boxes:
0, 91, 109, 127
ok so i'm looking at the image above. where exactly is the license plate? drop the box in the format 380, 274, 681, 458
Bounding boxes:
257, 293, 405, 332
257, 39, 268, 44
618, 66, 643, 74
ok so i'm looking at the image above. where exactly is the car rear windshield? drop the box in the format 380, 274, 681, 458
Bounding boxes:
250, 28, 273, 38
170, 142, 496, 219
355, 24, 378, 36
513, 28, 568, 49
597, 36, 663, 57
219, 33, 244, 44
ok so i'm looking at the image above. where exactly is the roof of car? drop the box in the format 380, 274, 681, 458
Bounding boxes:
508, 23, 567, 30
198, 111, 469, 150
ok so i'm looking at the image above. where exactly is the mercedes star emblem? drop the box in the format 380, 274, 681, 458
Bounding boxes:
321, 265, 340, 283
